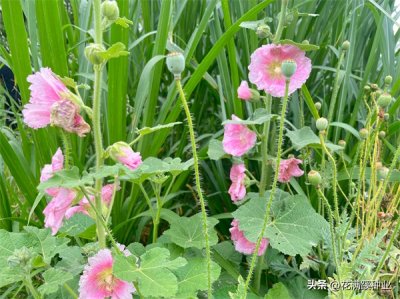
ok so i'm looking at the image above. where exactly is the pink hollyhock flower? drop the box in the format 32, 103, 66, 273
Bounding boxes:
278, 158, 304, 183
222, 115, 257, 157
237, 81, 252, 100
43, 188, 76, 235
109, 142, 142, 170
248, 44, 311, 97
40, 148, 64, 196
116, 243, 132, 257
79, 249, 135, 299
22, 68, 90, 136
65, 183, 120, 219
228, 163, 246, 202
230, 219, 268, 256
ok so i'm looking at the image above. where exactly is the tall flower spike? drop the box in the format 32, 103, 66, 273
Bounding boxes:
248, 44, 311, 97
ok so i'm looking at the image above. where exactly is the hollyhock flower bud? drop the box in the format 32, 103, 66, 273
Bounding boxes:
101, 0, 120, 21
8, 247, 31, 267
359, 128, 369, 139
256, 24, 271, 39
237, 81, 260, 101
85, 43, 106, 65
109, 142, 142, 170
379, 131, 386, 139
230, 219, 268, 256
384, 113, 389, 121
316, 117, 328, 131
222, 115, 257, 157
166, 52, 185, 79
281, 59, 297, 79
384, 75, 392, 85
308, 170, 322, 186
248, 44, 311, 97
338, 140, 346, 147
278, 158, 304, 183
315, 102, 322, 110
342, 40, 350, 51
228, 163, 246, 202
364, 85, 371, 92
377, 93, 392, 108
79, 249, 135, 298
377, 166, 389, 181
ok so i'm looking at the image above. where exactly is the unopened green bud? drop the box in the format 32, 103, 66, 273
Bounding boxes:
384, 75, 392, 85
377, 166, 389, 181
84, 43, 105, 65
101, 0, 120, 21
8, 247, 31, 267
360, 128, 369, 139
315, 102, 322, 110
377, 93, 392, 108
166, 52, 185, 80
281, 59, 297, 79
364, 85, 371, 92
384, 113, 390, 121
375, 90, 383, 98
370, 83, 379, 91
338, 140, 346, 147
302, 40, 310, 45
342, 40, 350, 51
359, 128, 369, 139
308, 170, 322, 186
256, 24, 271, 39
316, 117, 328, 131
379, 131, 386, 139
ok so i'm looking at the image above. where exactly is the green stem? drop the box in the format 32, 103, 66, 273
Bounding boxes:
317, 189, 341, 287
327, 51, 345, 126
319, 133, 340, 225
176, 79, 212, 297
63, 283, 78, 299
60, 131, 71, 168
92, 0, 106, 249
152, 183, 162, 243
259, 95, 272, 197
272, 0, 288, 43
24, 275, 41, 299
243, 79, 290, 298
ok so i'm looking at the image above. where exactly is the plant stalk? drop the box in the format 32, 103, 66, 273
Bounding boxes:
243, 79, 290, 298
176, 79, 212, 297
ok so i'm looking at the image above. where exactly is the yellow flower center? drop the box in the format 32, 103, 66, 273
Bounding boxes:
268, 61, 283, 78
98, 268, 117, 292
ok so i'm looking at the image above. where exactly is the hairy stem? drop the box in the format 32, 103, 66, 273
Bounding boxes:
176, 79, 212, 297
24, 275, 40, 299
60, 131, 71, 169
92, 0, 106, 248
243, 79, 290, 298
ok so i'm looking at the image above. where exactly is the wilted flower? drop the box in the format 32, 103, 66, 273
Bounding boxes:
248, 44, 311, 97
65, 183, 120, 219
43, 188, 76, 235
230, 219, 268, 256
79, 249, 135, 299
109, 142, 142, 170
228, 163, 246, 202
222, 115, 257, 157
22, 68, 90, 136
278, 158, 304, 183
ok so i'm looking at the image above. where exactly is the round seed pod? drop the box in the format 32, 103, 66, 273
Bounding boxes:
101, 0, 120, 21
316, 117, 328, 131
281, 60, 297, 79
308, 170, 322, 186
166, 52, 185, 79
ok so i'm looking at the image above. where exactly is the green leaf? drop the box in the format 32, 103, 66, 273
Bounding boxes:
38, 167, 93, 192
239, 20, 266, 30
284, 276, 326, 299
38, 268, 73, 296
98, 42, 129, 60
163, 213, 219, 249
208, 139, 227, 161
56, 246, 85, 276
329, 122, 361, 140
113, 247, 187, 298
232, 192, 329, 256
265, 282, 292, 299
137, 122, 182, 136
278, 39, 319, 51
58, 214, 96, 239
286, 127, 342, 152
174, 258, 221, 298
24, 226, 69, 264
123, 157, 193, 183
115, 16, 133, 28
222, 108, 276, 125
